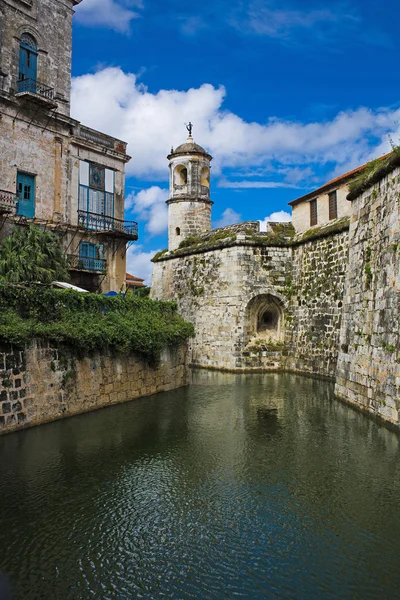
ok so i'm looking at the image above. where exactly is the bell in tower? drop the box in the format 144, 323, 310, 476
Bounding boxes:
166, 124, 213, 251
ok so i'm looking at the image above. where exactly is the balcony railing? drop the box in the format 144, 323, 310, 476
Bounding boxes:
0, 190, 17, 214
17, 78, 54, 100
78, 210, 138, 239
67, 254, 107, 273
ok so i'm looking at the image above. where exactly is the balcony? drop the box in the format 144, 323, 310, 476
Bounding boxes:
16, 78, 57, 108
78, 211, 138, 240
0, 190, 17, 215
67, 254, 107, 274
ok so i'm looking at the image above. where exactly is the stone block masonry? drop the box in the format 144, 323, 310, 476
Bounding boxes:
0, 342, 189, 435
152, 224, 349, 378
335, 167, 400, 426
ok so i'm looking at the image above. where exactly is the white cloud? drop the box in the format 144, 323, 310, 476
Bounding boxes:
218, 180, 299, 189
126, 245, 159, 285
71, 67, 400, 185
214, 207, 242, 228
74, 0, 141, 33
259, 210, 292, 231
125, 186, 169, 235
238, 4, 357, 41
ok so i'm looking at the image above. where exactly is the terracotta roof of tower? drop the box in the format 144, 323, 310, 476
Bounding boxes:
288, 153, 390, 207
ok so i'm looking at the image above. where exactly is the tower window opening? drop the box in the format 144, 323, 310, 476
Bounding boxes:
201, 166, 210, 188
175, 227, 181, 236
174, 165, 188, 186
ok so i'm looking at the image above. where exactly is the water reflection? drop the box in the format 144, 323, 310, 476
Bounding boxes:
0, 371, 400, 599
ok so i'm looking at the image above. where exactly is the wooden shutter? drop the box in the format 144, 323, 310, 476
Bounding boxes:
310, 199, 317, 226
328, 191, 338, 220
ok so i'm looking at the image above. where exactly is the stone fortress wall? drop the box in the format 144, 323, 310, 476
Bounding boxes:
153, 155, 400, 428
0, 342, 189, 435
335, 166, 400, 425
152, 220, 349, 379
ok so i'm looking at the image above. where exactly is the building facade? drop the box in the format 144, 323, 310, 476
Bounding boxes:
0, 0, 137, 292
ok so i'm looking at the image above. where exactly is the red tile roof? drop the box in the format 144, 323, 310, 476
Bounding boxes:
288, 153, 390, 207
125, 273, 145, 287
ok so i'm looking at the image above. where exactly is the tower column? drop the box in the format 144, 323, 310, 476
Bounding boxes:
166, 129, 213, 251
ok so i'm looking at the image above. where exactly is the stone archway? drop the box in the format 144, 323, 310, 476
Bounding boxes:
244, 294, 285, 344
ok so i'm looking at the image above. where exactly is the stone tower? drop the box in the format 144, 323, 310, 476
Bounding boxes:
167, 127, 213, 251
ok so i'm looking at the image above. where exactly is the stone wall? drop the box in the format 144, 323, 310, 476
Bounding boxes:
0, 342, 189, 434
335, 167, 400, 426
286, 230, 349, 378
152, 224, 349, 377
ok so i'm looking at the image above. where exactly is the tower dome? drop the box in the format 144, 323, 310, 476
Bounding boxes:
166, 124, 213, 251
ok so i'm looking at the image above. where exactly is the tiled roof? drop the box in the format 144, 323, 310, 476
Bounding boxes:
288, 153, 390, 207
126, 273, 144, 282
126, 273, 145, 287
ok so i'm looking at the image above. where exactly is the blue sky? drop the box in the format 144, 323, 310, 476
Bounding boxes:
71, 0, 400, 283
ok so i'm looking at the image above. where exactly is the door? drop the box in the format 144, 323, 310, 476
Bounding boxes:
16, 172, 35, 218
18, 43, 37, 92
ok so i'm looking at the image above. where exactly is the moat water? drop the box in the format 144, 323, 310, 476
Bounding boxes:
1, 371, 400, 600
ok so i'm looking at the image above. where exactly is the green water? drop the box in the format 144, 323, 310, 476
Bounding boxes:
1, 371, 400, 599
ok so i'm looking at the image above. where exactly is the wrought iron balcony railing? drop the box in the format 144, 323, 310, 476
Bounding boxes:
78, 210, 138, 239
67, 254, 107, 273
0, 189, 17, 214
17, 78, 54, 100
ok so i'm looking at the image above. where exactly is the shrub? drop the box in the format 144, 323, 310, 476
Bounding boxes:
0, 224, 69, 284
0, 285, 194, 364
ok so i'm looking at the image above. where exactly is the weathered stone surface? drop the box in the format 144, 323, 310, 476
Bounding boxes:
0, 342, 189, 434
335, 168, 400, 425
152, 229, 349, 378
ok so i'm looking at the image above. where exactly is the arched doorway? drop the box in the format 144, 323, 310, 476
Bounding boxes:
245, 294, 285, 344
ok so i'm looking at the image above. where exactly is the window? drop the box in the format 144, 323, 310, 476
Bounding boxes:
78, 161, 114, 229
18, 34, 38, 92
328, 190, 338, 220
175, 227, 181, 236
174, 165, 188, 186
310, 199, 317, 226
16, 171, 35, 218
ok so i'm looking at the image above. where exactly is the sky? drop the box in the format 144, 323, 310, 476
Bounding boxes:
71, 0, 400, 284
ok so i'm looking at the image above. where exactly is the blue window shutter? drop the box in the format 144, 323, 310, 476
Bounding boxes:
16, 172, 35, 218
19, 44, 37, 83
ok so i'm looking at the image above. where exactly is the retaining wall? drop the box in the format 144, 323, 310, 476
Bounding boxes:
0, 343, 189, 434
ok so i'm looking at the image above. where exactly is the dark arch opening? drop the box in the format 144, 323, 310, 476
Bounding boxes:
244, 293, 285, 344
258, 308, 279, 332
175, 227, 180, 236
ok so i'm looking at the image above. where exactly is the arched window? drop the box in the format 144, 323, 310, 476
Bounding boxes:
18, 33, 38, 93
175, 227, 181, 236
174, 165, 188, 186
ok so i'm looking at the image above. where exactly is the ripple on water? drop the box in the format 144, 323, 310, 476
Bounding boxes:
1, 372, 400, 599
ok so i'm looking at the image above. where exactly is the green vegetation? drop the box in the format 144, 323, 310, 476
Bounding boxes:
0, 224, 69, 284
297, 217, 350, 243
0, 285, 194, 364
347, 146, 400, 199
178, 230, 234, 250
152, 249, 168, 261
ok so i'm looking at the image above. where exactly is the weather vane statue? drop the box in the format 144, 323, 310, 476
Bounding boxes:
186, 122, 193, 137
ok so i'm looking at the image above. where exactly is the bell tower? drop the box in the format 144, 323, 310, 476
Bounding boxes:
167, 124, 213, 251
